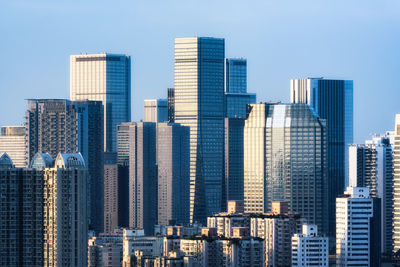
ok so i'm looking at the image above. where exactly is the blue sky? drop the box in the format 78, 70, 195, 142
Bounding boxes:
1, 0, 399, 143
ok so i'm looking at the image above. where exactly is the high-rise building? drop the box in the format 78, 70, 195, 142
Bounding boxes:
167, 88, 175, 123
104, 152, 119, 233
290, 78, 353, 242
43, 153, 88, 267
117, 122, 131, 166
244, 103, 328, 234
393, 114, 400, 252
0, 153, 44, 266
157, 123, 190, 225
291, 225, 329, 267
144, 99, 168, 123
224, 118, 245, 204
0, 126, 26, 168
224, 58, 256, 118
174, 37, 225, 223
336, 187, 380, 267
25, 99, 104, 233
348, 133, 394, 253
128, 122, 157, 235
70, 53, 131, 152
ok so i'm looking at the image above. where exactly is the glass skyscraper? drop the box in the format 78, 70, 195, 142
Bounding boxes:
224, 58, 256, 118
290, 78, 353, 241
393, 114, 400, 252
70, 53, 131, 152
144, 99, 168, 123
174, 37, 225, 223
244, 103, 328, 235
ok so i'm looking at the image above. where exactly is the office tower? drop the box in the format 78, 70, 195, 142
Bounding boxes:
349, 133, 394, 253
88, 231, 123, 267
224, 118, 245, 204
26, 99, 104, 233
117, 122, 131, 166
144, 99, 168, 123
70, 53, 131, 152
336, 187, 381, 267
42, 153, 88, 267
394, 114, 400, 252
174, 37, 225, 223
0, 153, 44, 266
291, 78, 353, 242
128, 122, 157, 234
157, 123, 190, 225
167, 88, 175, 123
224, 58, 256, 118
291, 225, 329, 267
250, 208, 303, 267
244, 103, 328, 234
0, 126, 26, 167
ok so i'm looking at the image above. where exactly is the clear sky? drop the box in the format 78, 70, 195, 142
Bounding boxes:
1, 0, 399, 143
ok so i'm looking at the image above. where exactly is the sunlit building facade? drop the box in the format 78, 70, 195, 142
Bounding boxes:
70, 53, 131, 152
144, 99, 168, 123
290, 78, 353, 241
393, 114, 400, 252
244, 103, 328, 234
174, 37, 225, 223
0, 126, 26, 168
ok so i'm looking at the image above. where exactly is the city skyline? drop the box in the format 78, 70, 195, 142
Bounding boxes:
1, 1, 400, 143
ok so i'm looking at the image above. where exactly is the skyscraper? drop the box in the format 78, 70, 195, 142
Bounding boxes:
393, 114, 400, 252
174, 37, 225, 223
224, 118, 245, 203
0, 126, 26, 168
70, 53, 131, 152
157, 122, 190, 225
348, 133, 394, 253
336, 187, 380, 267
0, 153, 44, 266
43, 153, 88, 267
128, 122, 157, 235
144, 99, 168, 123
224, 58, 256, 118
244, 103, 328, 234
290, 78, 353, 242
25, 99, 104, 233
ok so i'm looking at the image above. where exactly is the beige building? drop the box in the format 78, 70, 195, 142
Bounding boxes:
43, 153, 88, 267
0, 126, 26, 168
394, 114, 400, 251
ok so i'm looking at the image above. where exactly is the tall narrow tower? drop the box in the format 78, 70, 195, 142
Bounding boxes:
174, 37, 225, 223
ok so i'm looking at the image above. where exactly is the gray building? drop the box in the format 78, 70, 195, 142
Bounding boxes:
128, 122, 157, 235
70, 53, 131, 153
157, 123, 190, 225
0, 126, 26, 168
348, 133, 393, 253
291, 78, 353, 241
224, 118, 245, 204
224, 58, 256, 118
144, 99, 168, 123
167, 88, 175, 123
25, 99, 104, 233
0, 153, 44, 267
174, 37, 225, 223
244, 103, 328, 235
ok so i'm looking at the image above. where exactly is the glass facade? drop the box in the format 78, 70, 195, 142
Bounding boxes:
174, 37, 225, 223
70, 53, 131, 152
290, 78, 353, 241
244, 103, 328, 235
0, 126, 26, 168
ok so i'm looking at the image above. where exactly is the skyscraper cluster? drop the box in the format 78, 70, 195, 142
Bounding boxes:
1, 36, 399, 267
